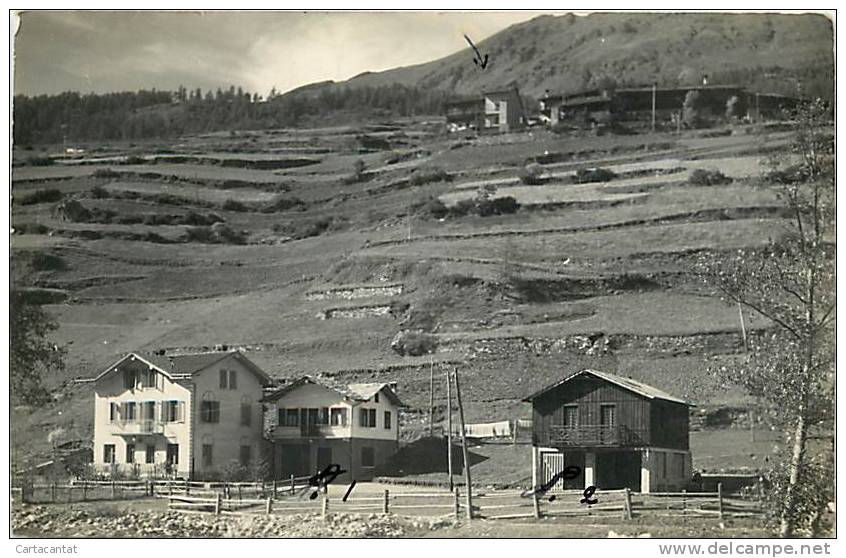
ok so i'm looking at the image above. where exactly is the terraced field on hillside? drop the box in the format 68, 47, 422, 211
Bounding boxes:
11, 119, 811, 474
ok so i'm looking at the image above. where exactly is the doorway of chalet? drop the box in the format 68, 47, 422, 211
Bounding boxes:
595, 450, 641, 491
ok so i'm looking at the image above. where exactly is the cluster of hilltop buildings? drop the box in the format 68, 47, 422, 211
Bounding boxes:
80, 348, 695, 493
445, 80, 802, 133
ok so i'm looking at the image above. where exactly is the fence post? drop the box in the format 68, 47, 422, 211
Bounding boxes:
272, 479, 277, 497
110, 481, 116, 500
682, 488, 687, 520
383, 489, 389, 514
215, 493, 222, 515
185, 479, 189, 495
453, 489, 460, 519
266, 497, 273, 515
717, 483, 724, 520
82, 482, 88, 502
51, 482, 57, 503
290, 474, 295, 495
321, 495, 329, 518
238, 484, 242, 501
624, 488, 633, 520
532, 491, 541, 519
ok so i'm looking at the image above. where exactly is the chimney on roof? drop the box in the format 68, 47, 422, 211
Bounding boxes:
388, 381, 398, 393
702, 74, 709, 85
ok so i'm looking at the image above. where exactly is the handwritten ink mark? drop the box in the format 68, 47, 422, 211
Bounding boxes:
463, 34, 489, 69
580, 485, 598, 505
342, 480, 357, 502
520, 465, 582, 499
302, 463, 347, 500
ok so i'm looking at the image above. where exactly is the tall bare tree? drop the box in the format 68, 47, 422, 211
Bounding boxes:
699, 98, 834, 537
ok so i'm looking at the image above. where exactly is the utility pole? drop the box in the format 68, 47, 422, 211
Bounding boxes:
446, 367, 454, 492
651, 82, 657, 133
428, 357, 435, 438
453, 367, 473, 520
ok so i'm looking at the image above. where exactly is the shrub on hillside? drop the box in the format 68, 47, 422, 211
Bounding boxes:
221, 199, 248, 212
13, 223, 49, 235
575, 167, 616, 183
30, 252, 67, 271
90, 185, 109, 199
273, 216, 338, 240
479, 196, 520, 216
410, 167, 452, 186
213, 223, 247, 245
359, 135, 391, 150
689, 168, 732, 186
448, 196, 520, 217
55, 199, 93, 222
26, 156, 54, 166
260, 196, 306, 213
184, 226, 216, 243
414, 196, 448, 219
390, 330, 438, 356
19, 189, 63, 205
519, 163, 545, 185
93, 168, 120, 179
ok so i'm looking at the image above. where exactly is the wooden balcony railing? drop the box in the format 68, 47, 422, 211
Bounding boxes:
547, 425, 648, 448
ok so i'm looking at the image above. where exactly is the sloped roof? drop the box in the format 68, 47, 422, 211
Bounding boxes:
93, 350, 271, 384
523, 369, 692, 406
263, 376, 405, 407
344, 383, 405, 407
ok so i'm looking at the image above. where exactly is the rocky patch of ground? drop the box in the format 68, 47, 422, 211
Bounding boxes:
12, 504, 458, 538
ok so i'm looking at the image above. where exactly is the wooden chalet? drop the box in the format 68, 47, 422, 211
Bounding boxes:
524, 369, 694, 493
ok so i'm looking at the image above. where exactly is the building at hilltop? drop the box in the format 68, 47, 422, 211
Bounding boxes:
540, 84, 801, 129
83, 350, 272, 479
263, 376, 405, 482
524, 369, 694, 493
445, 86, 526, 133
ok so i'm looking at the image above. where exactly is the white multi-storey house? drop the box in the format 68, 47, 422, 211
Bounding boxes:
263, 377, 405, 481
88, 350, 271, 479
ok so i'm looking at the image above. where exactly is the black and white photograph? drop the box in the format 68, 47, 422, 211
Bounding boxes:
6, 7, 838, 545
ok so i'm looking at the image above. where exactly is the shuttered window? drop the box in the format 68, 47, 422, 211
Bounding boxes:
240, 403, 252, 427
384, 411, 391, 430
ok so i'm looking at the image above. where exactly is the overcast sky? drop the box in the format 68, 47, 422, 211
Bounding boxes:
12, 11, 543, 96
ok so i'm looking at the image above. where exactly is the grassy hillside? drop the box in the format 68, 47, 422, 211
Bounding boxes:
340, 12, 833, 99
11, 116, 824, 476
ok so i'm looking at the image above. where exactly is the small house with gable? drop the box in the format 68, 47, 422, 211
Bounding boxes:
263, 377, 405, 481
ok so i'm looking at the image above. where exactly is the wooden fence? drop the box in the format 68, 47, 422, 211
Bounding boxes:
14, 476, 315, 505
15, 478, 763, 523
163, 488, 461, 518
161, 484, 763, 522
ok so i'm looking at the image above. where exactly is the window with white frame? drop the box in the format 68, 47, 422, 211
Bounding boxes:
330, 408, 347, 426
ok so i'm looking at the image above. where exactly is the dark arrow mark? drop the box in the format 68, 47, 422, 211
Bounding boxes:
464, 34, 489, 69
